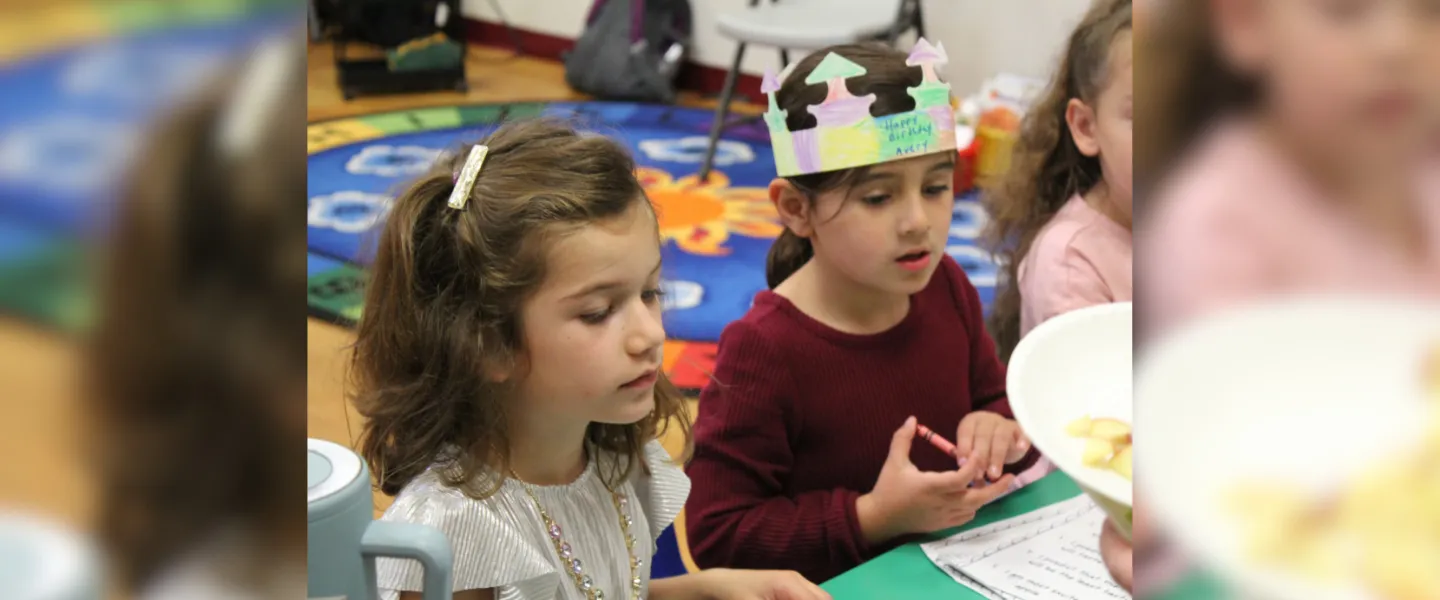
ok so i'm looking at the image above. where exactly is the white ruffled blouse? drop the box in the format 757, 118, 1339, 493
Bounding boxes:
377, 440, 690, 600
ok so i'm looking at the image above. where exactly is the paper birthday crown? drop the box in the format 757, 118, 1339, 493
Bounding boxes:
764, 38, 956, 177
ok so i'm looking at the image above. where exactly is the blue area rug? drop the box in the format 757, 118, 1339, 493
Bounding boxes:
0, 11, 292, 328
305, 102, 1000, 343
0, 14, 292, 236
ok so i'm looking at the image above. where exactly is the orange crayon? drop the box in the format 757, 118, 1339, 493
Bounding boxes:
916, 423, 959, 459
917, 422, 1014, 488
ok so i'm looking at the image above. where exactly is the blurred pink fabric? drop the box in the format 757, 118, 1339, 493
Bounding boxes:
1142, 120, 1440, 333
1018, 195, 1135, 337
1013, 195, 1133, 486
1132, 118, 1440, 594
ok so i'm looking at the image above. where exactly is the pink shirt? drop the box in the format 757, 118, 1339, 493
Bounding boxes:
1132, 121, 1440, 596
1017, 195, 1134, 337
1141, 121, 1440, 334
1013, 194, 1132, 486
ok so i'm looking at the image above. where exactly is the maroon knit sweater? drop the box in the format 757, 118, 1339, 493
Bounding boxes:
683, 255, 1040, 583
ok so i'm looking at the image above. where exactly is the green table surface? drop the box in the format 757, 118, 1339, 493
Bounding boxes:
821, 471, 1228, 599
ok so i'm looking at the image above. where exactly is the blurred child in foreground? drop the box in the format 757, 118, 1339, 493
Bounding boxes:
1133, 0, 1439, 595
1140, 0, 1439, 332
84, 32, 306, 599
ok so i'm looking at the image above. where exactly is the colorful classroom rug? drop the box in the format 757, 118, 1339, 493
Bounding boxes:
0, 3, 295, 330
306, 102, 1002, 391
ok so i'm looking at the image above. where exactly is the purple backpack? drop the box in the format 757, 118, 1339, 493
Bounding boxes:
564, 0, 692, 103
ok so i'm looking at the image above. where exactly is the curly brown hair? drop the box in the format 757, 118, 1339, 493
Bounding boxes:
763, 42, 931, 289
983, 0, 1132, 363
351, 119, 691, 498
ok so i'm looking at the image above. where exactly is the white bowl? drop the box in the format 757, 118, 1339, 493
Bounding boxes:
1136, 296, 1440, 600
1008, 302, 1133, 534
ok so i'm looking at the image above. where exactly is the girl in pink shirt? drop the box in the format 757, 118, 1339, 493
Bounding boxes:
983, 2, 1133, 497
1140, 0, 1440, 334
1129, 0, 1440, 595
985, 1, 1134, 363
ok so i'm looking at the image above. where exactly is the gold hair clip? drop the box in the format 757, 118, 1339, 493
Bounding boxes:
218, 34, 294, 156
446, 145, 490, 210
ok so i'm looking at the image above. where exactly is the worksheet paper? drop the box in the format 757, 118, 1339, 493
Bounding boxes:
920, 495, 1130, 600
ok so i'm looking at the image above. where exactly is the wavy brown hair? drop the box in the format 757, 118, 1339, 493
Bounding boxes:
352, 119, 690, 498
764, 42, 931, 288
86, 37, 306, 592
983, 0, 1132, 363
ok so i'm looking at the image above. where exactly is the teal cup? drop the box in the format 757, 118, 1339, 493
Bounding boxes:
0, 514, 102, 600
308, 438, 452, 600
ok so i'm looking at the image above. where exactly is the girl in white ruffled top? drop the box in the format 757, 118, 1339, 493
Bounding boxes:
350, 119, 829, 600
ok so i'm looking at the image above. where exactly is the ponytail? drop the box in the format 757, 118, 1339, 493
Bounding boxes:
764, 229, 813, 288
352, 119, 688, 500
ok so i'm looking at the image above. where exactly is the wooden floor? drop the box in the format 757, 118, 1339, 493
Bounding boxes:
0, 319, 91, 527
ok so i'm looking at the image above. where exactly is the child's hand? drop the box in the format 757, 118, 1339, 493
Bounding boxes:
1099, 517, 1133, 593
699, 568, 830, 600
857, 416, 1016, 544
955, 411, 1030, 483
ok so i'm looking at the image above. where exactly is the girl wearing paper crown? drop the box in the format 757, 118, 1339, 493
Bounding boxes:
685, 41, 1040, 582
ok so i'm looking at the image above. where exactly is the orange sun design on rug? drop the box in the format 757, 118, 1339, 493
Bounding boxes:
637, 168, 783, 256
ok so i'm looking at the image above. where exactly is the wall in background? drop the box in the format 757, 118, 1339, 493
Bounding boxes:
460, 0, 1090, 95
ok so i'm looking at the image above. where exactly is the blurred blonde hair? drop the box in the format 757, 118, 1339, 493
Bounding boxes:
1133, 0, 1258, 196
